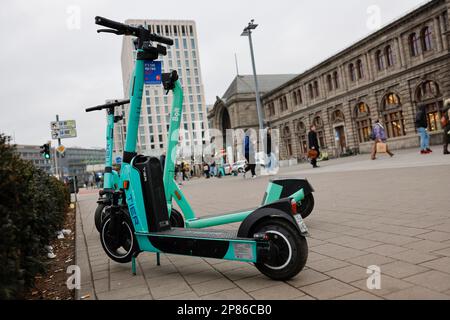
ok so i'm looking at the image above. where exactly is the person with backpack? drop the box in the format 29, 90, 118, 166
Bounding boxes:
442, 99, 450, 155
371, 120, 394, 160
415, 104, 432, 154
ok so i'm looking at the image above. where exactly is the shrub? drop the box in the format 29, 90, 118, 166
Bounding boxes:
0, 134, 70, 299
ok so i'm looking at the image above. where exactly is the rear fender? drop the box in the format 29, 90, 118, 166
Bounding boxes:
237, 199, 301, 238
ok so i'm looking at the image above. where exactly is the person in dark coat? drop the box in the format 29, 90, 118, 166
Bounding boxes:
415, 105, 432, 154
243, 131, 256, 178
308, 125, 320, 168
443, 99, 450, 155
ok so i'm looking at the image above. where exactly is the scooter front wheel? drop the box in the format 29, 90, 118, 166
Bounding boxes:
100, 213, 138, 264
94, 203, 107, 233
253, 219, 308, 281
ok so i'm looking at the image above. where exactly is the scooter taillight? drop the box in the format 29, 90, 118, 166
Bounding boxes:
291, 200, 298, 215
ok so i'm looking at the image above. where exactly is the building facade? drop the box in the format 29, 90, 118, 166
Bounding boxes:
64, 147, 105, 184
117, 19, 209, 162
207, 74, 296, 163
261, 0, 450, 160
15, 145, 53, 174
15, 145, 104, 185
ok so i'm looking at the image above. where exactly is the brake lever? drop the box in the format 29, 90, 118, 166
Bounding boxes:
97, 29, 124, 35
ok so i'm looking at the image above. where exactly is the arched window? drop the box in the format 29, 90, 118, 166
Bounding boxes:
409, 33, 420, 56
349, 63, 356, 82
313, 81, 320, 97
292, 91, 298, 105
382, 93, 405, 138
421, 26, 433, 52
333, 71, 340, 89
416, 80, 442, 132
267, 101, 275, 117
295, 121, 308, 155
385, 46, 394, 67
327, 74, 333, 91
313, 116, 326, 148
356, 60, 364, 79
376, 50, 384, 71
308, 84, 314, 99
297, 89, 303, 104
355, 102, 372, 143
282, 125, 293, 158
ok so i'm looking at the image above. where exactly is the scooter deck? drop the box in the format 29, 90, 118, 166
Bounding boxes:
185, 209, 256, 229
192, 209, 256, 221
143, 228, 248, 241
136, 227, 261, 262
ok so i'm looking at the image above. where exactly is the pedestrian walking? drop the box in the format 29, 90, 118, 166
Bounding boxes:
415, 105, 432, 154
243, 131, 256, 179
265, 128, 277, 174
371, 120, 394, 160
442, 99, 450, 155
209, 160, 217, 178
308, 125, 320, 168
175, 164, 183, 186
203, 162, 210, 178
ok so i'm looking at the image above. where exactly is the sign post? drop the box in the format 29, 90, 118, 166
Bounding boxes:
50, 116, 77, 180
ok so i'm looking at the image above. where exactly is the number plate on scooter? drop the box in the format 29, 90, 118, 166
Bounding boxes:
233, 243, 254, 261
294, 214, 309, 235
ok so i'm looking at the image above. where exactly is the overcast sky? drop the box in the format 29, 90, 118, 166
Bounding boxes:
0, 0, 428, 149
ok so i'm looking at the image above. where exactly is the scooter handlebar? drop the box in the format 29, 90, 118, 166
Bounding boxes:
95, 16, 137, 35
150, 34, 174, 46
85, 99, 130, 113
95, 16, 173, 46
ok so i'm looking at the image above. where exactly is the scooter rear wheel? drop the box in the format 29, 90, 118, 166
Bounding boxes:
299, 193, 315, 219
100, 213, 138, 264
253, 219, 308, 281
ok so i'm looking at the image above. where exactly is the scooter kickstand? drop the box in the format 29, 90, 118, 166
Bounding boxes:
132, 256, 137, 276
156, 253, 161, 266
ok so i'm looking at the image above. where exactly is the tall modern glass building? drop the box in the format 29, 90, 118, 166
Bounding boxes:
116, 19, 209, 162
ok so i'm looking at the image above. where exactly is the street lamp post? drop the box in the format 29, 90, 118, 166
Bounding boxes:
241, 19, 265, 131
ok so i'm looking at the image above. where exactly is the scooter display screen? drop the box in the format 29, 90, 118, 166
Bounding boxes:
144, 61, 162, 85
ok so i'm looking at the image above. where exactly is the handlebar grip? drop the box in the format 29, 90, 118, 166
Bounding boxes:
86, 106, 104, 113
151, 34, 174, 46
95, 16, 127, 31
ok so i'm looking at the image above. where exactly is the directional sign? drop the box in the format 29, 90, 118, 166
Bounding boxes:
52, 128, 77, 139
51, 120, 76, 130
51, 120, 77, 140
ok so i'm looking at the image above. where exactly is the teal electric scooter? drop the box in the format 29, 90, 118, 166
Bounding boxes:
92, 16, 309, 280
86, 99, 128, 232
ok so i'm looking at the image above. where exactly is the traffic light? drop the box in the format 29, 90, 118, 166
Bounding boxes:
40, 143, 51, 160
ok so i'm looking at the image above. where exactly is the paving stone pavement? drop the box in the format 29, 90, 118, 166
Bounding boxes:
76, 148, 450, 300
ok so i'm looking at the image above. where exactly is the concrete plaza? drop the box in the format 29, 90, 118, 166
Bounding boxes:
76, 148, 450, 300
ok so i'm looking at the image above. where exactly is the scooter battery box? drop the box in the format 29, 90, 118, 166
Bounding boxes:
133, 156, 171, 232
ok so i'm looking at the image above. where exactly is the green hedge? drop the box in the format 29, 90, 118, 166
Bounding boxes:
0, 134, 70, 299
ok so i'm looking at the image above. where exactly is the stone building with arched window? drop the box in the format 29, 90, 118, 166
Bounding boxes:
260, 0, 450, 160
